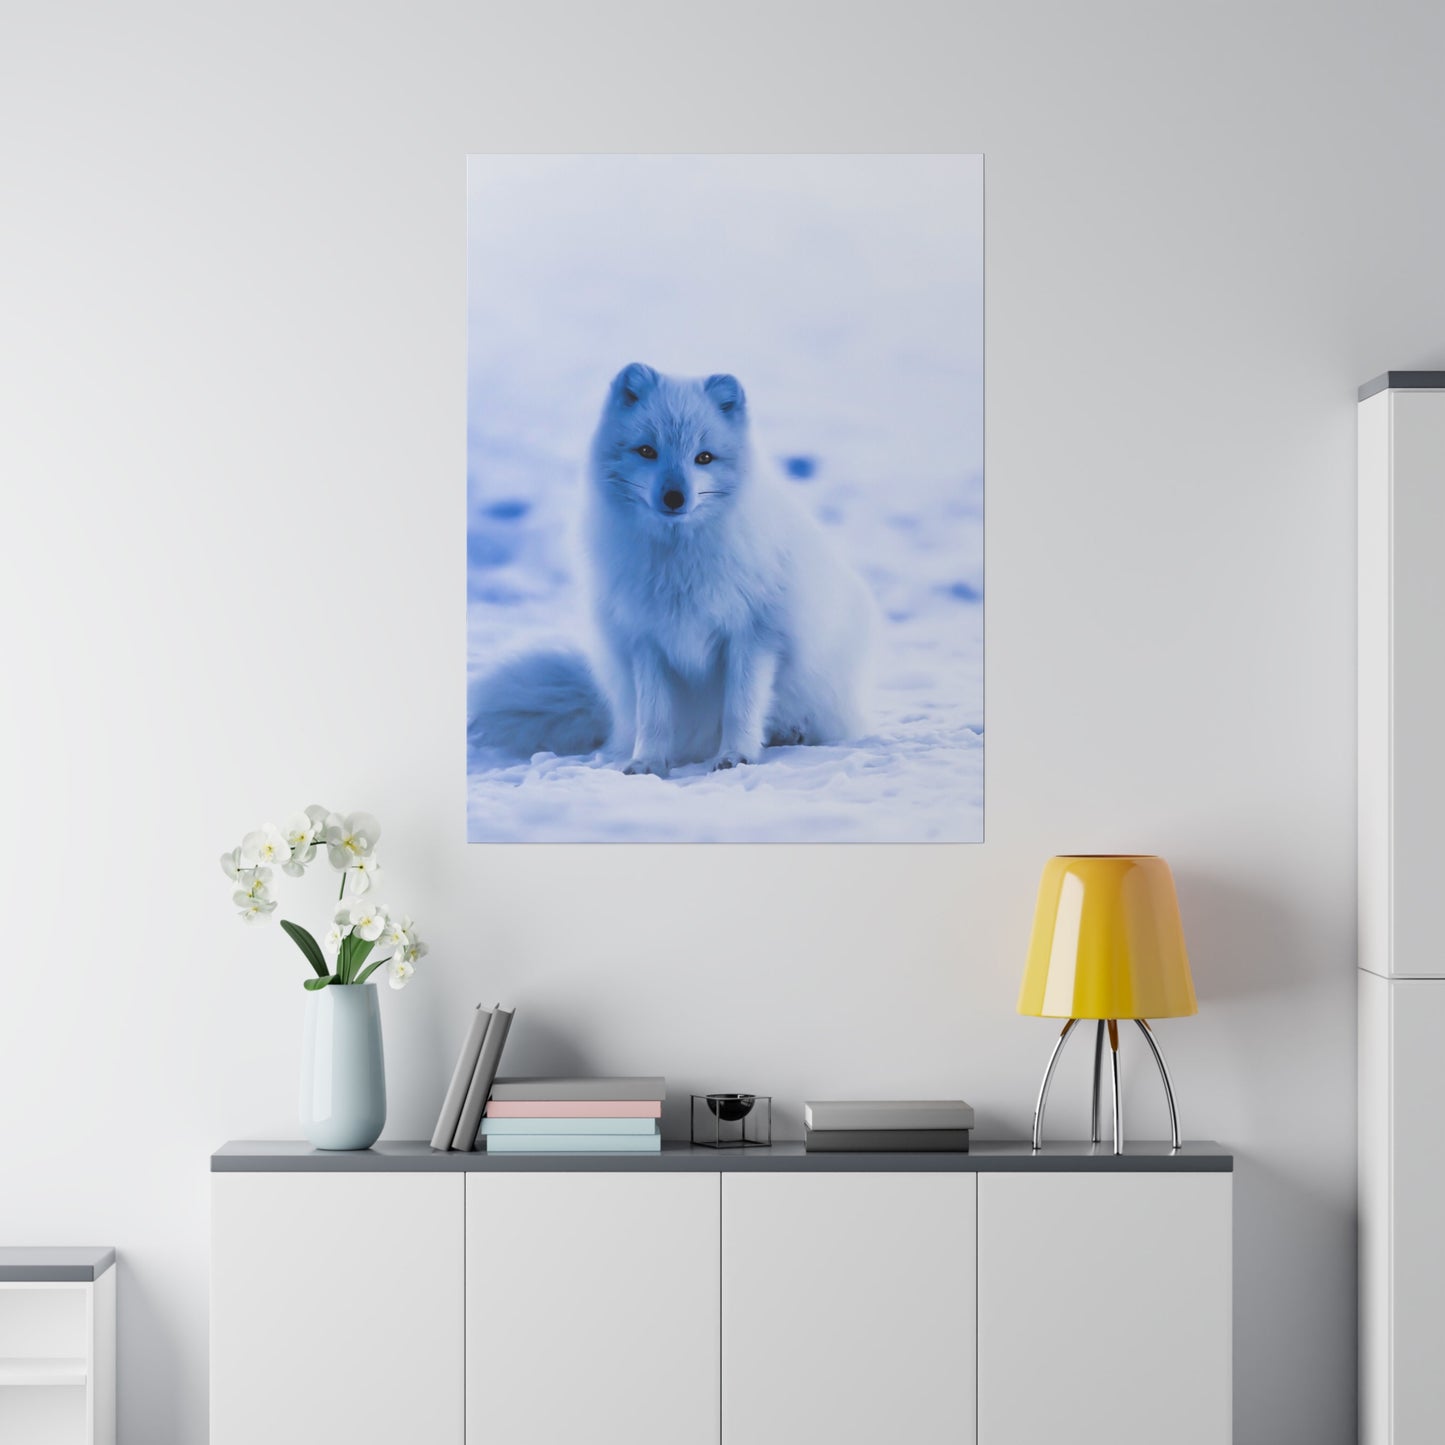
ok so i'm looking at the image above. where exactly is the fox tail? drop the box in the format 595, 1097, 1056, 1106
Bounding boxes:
467, 648, 611, 760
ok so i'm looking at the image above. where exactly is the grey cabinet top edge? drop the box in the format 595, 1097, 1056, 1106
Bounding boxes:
212, 1140, 1232, 1173
1359, 371, 1445, 401
0, 1246, 115, 1282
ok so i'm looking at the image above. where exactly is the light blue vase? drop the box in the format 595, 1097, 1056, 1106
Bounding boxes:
300, 984, 386, 1150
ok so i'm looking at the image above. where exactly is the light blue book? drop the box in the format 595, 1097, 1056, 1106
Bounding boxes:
479, 1116, 660, 1137
483, 1133, 663, 1154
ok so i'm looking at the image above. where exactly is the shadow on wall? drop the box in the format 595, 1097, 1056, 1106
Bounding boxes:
1229, 1151, 1357, 1443
490, 1015, 601, 1083
119, 1257, 191, 1445
1171, 864, 1357, 1444
1174, 866, 1334, 1002
413, 1001, 603, 1103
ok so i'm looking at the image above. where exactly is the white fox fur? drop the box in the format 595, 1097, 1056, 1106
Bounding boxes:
468, 363, 876, 774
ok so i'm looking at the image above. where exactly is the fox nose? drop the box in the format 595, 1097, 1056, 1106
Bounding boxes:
662, 489, 685, 512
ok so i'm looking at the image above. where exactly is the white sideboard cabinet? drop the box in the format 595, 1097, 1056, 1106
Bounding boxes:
211, 1140, 1233, 1445
0, 1249, 115, 1445
1358, 373, 1445, 1445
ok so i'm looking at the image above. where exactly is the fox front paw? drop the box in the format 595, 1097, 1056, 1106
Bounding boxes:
623, 756, 670, 777
710, 749, 757, 772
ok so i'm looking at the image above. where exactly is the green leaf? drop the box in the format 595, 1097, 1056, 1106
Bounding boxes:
347, 937, 377, 982
303, 975, 335, 991
354, 955, 389, 987
280, 919, 329, 978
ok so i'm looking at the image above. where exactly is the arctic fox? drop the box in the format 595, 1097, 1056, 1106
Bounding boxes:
468, 363, 876, 775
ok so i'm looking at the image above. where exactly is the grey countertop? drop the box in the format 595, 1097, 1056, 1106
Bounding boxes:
0, 1247, 115, 1282
1359, 370, 1445, 400
214, 1139, 1232, 1173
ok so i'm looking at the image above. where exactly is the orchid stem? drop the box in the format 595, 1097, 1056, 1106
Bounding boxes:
336, 874, 348, 982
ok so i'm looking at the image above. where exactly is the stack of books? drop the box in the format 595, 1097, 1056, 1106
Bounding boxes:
480, 1077, 665, 1154
803, 1099, 974, 1152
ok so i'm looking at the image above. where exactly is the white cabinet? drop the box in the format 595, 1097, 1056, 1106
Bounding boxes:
721, 1172, 975, 1445
1358, 374, 1445, 1445
465, 1172, 719, 1445
1359, 382, 1445, 980
210, 1173, 464, 1445
977, 1173, 1232, 1445
211, 1147, 1230, 1445
0, 1262, 114, 1445
1360, 971, 1445, 1443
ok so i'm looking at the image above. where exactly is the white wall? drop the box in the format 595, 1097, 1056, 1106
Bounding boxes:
3, 2, 1443, 1441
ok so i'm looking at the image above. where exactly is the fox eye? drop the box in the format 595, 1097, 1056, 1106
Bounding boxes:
694, 451, 714, 465
634, 445, 658, 460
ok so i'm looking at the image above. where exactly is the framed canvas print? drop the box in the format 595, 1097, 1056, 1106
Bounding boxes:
466, 154, 982, 842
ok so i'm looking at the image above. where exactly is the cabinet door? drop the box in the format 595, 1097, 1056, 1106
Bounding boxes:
1389, 393, 1445, 976
211, 1173, 464, 1445
1388, 978, 1445, 1440
466, 1172, 719, 1445
977, 1173, 1231, 1445
722, 1172, 976, 1445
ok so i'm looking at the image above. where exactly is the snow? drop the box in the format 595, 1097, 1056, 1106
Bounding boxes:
466, 156, 983, 842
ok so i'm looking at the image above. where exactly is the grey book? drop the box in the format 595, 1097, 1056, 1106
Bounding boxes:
804, 1127, 971, 1152
429, 1005, 492, 1151
804, 1100, 975, 1132
452, 1005, 515, 1151
488, 1076, 666, 1102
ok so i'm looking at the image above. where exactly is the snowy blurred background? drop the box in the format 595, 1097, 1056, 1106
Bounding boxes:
467, 154, 982, 841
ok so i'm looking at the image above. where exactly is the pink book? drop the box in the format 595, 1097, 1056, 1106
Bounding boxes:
484, 1099, 662, 1118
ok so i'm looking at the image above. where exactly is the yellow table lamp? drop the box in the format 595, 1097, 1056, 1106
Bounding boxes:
1019, 855, 1196, 1154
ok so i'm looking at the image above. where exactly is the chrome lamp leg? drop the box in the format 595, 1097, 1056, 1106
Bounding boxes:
1032, 1017, 1181, 1156
1135, 1018, 1181, 1150
1107, 1018, 1123, 1155
1031, 1018, 1078, 1151
1090, 1021, 1105, 1144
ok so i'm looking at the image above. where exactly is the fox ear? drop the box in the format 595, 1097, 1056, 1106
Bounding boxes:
704, 373, 745, 415
612, 363, 658, 407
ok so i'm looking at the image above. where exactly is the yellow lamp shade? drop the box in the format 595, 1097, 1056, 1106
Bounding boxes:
1018, 856, 1196, 1020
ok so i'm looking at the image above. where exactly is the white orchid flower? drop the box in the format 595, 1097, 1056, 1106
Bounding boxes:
324, 906, 355, 953
325, 812, 380, 870
283, 812, 317, 849
387, 959, 415, 990
233, 874, 272, 908
282, 815, 318, 877
220, 847, 247, 882
306, 803, 331, 832
349, 902, 388, 942
398, 935, 428, 967
240, 823, 290, 869
231, 869, 273, 903
344, 856, 383, 896
235, 891, 277, 924
381, 914, 412, 950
